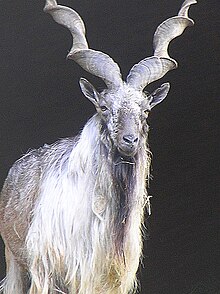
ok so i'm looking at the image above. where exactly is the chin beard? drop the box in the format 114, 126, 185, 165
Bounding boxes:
110, 148, 137, 255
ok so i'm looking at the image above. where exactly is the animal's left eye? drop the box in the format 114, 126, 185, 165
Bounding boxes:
144, 109, 150, 116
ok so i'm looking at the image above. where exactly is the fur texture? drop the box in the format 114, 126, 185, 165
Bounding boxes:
0, 114, 151, 294
0, 0, 196, 291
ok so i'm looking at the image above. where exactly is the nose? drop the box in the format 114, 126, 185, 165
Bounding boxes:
119, 134, 139, 156
123, 134, 138, 146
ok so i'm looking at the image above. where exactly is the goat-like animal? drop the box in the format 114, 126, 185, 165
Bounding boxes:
0, 0, 196, 293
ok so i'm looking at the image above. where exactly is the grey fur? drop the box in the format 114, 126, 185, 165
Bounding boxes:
0, 1, 196, 293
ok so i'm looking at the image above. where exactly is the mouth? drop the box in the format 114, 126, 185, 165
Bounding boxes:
113, 149, 136, 166
117, 143, 138, 157
117, 146, 137, 159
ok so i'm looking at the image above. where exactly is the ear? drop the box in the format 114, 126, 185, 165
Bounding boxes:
79, 77, 100, 107
149, 82, 170, 109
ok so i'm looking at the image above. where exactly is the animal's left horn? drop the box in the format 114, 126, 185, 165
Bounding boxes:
44, 0, 123, 89
127, 0, 197, 91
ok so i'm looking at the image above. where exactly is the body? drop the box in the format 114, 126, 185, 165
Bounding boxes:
0, 0, 196, 293
0, 114, 150, 293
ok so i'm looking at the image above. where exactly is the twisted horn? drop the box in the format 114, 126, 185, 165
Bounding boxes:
44, 0, 123, 89
127, 0, 197, 90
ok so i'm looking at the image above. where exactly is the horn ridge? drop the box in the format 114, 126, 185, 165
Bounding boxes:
127, 0, 196, 90
127, 56, 177, 91
44, 1, 88, 51
153, 16, 194, 60
44, 0, 122, 89
178, 0, 197, 18
69, 49, 122, 88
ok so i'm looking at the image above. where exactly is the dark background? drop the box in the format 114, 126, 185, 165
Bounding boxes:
0, 1, 219, 293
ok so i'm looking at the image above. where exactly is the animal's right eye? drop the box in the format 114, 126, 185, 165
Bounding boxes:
100, 105, 108, 112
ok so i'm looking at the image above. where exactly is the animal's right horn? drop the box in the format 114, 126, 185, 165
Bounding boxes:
44, 0, 123, 90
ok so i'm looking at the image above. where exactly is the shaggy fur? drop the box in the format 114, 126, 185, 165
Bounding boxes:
0, 114, 151, 294
0, 0, 196, 292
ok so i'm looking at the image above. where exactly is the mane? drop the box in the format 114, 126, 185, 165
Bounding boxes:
25, 114, 151, 293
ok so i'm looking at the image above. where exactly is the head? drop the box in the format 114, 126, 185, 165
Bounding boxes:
80, 78, 170, 157
44, 0, 196, 156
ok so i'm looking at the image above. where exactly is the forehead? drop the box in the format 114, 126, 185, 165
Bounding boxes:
104, 84, 146, 111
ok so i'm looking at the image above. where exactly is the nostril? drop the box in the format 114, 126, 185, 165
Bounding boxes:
123, 135, 138, 145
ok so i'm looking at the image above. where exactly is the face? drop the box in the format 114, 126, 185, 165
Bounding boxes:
97, 86, 149, 157
79, 78, 170, 157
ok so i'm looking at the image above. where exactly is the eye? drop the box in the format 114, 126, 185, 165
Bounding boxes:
144, 109, 150, 116
100, 105, 108, 112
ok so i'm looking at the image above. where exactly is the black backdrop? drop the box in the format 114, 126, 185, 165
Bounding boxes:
0, 1, 219, 293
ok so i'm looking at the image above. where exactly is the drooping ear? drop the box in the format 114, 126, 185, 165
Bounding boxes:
79, 77, 100, 107
149, 82, 170, 109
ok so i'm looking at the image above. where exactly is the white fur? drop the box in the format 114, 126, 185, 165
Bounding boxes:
0, 248, 24, 293
23, 115, 150, 293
